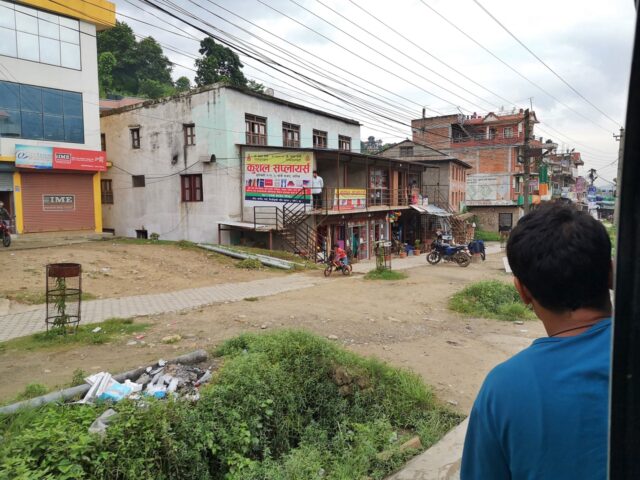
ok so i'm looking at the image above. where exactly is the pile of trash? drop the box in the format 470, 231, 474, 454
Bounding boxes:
81, 358, 213, 404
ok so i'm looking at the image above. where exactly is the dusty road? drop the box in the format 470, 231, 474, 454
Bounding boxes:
0, 245, 544, 411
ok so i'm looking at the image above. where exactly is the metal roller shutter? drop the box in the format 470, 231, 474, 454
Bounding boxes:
0, 173, 12, 192
21, 172, 95, 233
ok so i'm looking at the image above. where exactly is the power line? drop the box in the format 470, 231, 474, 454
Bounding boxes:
471, 0, 621, 128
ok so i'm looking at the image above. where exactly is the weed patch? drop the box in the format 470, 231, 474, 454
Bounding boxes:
474, 230, 501, 242
0, 331, 462, 479
449, 280, 535, 321
236, 258, 263, 269
0, 318, 149, 352
7, 291, 96, 305
365, 269, 408, 281
244, 297, 259, 302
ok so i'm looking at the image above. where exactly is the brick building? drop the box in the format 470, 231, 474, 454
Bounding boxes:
412, 110, 555, 232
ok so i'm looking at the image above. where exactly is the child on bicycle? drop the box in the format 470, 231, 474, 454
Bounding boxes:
332, 245, 349, 267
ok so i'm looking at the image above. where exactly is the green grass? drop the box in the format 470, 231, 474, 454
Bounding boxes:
449, 280, 536, 321
225, 246, 321, 270
0, 330, 462, 480
6, 291, 97, 305
14, 383, 49, 401
0, 318, 149, 353
474, 230, 501, 242
244, 297, 259, 302
236, 258, 264, 269
603, 221, 617, 256
364, 269, 408, 281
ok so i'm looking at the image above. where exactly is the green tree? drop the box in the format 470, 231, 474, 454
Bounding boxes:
175, 76, 191, 92
247, 79, 265, 93
134, 37, 173, 86
195, 37, 247, 87
97, 51, 116, 97
139, 79, 174, 99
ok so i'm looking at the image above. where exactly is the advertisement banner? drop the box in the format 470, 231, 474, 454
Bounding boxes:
53, 147, 107, 172
466, 173, 512, 206
15, 145, 53, 169
244, 151, 312, 204
43, 194, 75, 211
334, 188, 366, 210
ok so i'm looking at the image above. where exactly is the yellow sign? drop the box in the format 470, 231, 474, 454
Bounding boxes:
335, 188, 366, 210
244, 151, 313, 204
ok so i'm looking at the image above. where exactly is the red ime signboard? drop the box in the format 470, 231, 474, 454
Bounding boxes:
52, 147, 107, 172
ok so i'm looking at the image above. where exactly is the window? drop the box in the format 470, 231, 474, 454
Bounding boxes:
245, 114, 266, 145
132, 175, 145, 187
101, 179, 113, 204
504, 127, 513, 138
0, 1, 81, 69
499, 213, 513, 232
181, 174, 203, 202
184, 123, 195, 146
101, 133, 106, 152
282, 122, 300, 148
399, 146, 414, 157
338, 135, 351, 151
313, 129, 327, 149
130, 128, 140, 149
0, 80, 83, 142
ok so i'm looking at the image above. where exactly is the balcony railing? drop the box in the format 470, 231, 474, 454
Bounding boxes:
246, 133, 267, 145
303, 187, 423, 214
452, 132, 524, 145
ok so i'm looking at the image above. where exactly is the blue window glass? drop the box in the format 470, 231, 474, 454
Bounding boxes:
0, 109, 21, 137
64, 116, 83, 143
63, 91, 82, 117
43, 114, 64, 140
21, 111, 43, 139
20, 85, 42, 113
0, 81, 20, 109
42, 88, 63, 115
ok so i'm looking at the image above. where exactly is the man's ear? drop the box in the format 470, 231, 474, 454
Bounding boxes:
513, 277, 533, 305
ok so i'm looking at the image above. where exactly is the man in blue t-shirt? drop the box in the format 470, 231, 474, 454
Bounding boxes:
461, 203, 613, 480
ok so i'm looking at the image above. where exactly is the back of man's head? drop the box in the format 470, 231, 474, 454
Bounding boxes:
507, 203, 612, 313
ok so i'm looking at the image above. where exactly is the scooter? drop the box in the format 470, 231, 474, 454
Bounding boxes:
426, 240, 471, 267
0, 221, 11, 248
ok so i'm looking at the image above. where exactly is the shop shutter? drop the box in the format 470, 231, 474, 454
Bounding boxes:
21, 172, 95, 233
0, 173, 13, 191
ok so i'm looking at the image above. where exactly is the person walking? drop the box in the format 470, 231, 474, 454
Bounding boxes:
461, 203, 613, 479
311, 170, 324, 209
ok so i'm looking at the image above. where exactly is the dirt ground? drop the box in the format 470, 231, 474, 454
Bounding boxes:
0, 240, 281, 308
0, 248, 545, 413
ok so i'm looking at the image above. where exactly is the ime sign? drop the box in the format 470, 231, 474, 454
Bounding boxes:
43, 195, 75, 211
53, 148, 107, 172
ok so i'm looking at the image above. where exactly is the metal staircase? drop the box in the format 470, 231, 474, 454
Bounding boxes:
431, 191, 470, 244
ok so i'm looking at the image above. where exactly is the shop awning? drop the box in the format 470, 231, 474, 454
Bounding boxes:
455, 212, 474, 221
410, 204, 428, 213
425, 205, 452, 217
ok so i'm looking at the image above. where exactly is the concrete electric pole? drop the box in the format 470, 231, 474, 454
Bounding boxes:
614, 128, 624, 225
522, 109, 531, 214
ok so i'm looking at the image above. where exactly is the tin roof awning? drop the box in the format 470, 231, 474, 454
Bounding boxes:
411, 204, 452, 216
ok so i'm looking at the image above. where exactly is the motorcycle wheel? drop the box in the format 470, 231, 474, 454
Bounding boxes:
2, 233, 10, 248
342, 264, 352, 276
481, 251, 486, 261
324, 265, 333, 277
455, 252, 471, 267
426, 251, 441, 264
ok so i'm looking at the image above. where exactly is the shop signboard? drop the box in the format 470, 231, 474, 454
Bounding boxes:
466, 173, 512, 206
244, 151, 312, 204
43, 194, 75, 211
53, 147, 107, 172
15, 145, 53, 169
334, 188, 366, 210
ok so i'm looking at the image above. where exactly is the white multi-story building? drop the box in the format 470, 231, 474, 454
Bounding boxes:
0, 0, 114, 234
99, 84, 362, 244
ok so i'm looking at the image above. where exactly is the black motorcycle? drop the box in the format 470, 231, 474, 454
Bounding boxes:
426, 240, 471, 267
0, 221, 10, 248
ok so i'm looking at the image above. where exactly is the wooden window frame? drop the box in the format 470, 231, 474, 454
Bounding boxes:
245, 114, 267, 145
504, 126, 514, 138
132, 175, 145, 187
399, 146, 413, 157
282, 122, 300, 148
100, 133, 106, 152
183, 123, 195, 146
130, 128, 140, 149
338, 135, 351, 151
100, 178, 113, 204
313, 129, 328, 149
181, 174, 203, 202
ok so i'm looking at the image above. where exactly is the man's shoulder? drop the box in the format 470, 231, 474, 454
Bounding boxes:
481, 345, 539, 394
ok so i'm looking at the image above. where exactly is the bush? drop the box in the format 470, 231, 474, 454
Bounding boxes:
449, 280, 535, 321
474, 230, 501, 242
236, 258, 263, 269
364, 269, 408, 281
0, 331, 462, 479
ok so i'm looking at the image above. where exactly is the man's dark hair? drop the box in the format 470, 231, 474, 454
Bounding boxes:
507, 203, 612, 312
313, 170, 318, 174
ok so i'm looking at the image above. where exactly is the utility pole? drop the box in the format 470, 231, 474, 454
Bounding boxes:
614, 127, 624, 225
588, 168, 598, 187
522, 108, 531, 214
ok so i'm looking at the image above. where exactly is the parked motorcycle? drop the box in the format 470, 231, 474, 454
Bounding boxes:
0, 222, 11, 248
468, 239, 486, 261
426, 240, 471, 267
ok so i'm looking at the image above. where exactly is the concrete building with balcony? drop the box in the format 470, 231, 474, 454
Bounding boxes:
0, 0, 115, 234
546, 151, 585, 202
412, 109, 556, 232
100, 84, 429, 259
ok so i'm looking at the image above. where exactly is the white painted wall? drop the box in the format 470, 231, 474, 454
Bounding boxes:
0, 20, 101, 155
100, 86, 361, 243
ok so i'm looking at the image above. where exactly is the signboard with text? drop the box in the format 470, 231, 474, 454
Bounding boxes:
334, 188, 366, 210
53, 147, 107, 171
244, 151, 312, 204
15, 145, 54, 169
43, 195, 75, 211
466, 173, 513, 206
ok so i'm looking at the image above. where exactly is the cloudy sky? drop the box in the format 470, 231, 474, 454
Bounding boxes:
115, 0, 636, 181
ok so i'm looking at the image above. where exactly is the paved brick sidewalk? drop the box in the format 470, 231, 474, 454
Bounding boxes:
0, 274, 317, 342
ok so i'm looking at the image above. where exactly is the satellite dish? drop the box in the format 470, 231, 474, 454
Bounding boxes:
265, 88, 274, 96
